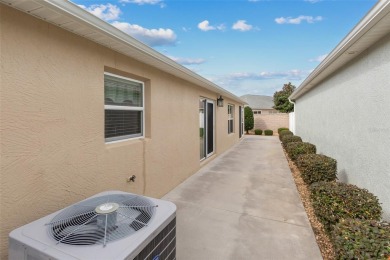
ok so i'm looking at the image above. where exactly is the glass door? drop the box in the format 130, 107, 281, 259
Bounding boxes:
199, 99, 206, 160
239, 106, 242, 138
206, 100, 215, 156
200, 98, 215, 160
240, 106, 244, 138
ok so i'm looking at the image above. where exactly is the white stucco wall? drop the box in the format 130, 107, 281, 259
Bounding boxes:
295, 33, 390, 220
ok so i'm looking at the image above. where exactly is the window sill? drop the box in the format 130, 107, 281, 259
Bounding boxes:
105, 136, 150, 148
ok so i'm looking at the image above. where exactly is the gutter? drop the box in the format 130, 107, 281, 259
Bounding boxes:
290, 0, 390, 100
1, 0, 245, 105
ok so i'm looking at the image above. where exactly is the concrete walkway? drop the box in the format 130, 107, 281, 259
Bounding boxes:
163, 135, 322, 260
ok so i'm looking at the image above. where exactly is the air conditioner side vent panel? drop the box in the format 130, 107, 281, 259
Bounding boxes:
133, 217, 176, 260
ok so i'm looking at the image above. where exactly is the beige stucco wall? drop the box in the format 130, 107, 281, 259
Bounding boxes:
0, 5, 242, 257
253, 114, 289, 133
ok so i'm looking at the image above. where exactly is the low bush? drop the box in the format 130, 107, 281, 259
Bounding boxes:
279, 130, 293, 141
264, 129, 273, 136
331, 219, 390, 259
278, 127, 289, 134
281, 135, 302, 148
285, 142, 316, 161
254, 129, 262, 135
310, 181, 382, 234
296, 154, 337, 184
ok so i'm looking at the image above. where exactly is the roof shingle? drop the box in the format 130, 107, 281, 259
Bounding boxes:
240, 95, 274, 110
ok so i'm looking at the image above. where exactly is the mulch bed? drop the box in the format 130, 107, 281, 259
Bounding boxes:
283, 148, 336, 260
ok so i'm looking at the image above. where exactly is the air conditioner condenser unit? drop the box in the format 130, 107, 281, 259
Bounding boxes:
9, 190, 176, 260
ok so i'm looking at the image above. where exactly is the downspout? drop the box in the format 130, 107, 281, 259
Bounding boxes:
288, 98, 295, 109
288, 98, 296, 134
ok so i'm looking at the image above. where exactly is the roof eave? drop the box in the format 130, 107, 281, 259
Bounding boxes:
1, 0, 245, 104
290, 0, 390, 101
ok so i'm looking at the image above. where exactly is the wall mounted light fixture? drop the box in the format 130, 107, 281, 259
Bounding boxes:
217, 96, 224, 107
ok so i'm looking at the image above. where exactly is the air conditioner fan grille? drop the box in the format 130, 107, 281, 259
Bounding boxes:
46, 194, 157, 246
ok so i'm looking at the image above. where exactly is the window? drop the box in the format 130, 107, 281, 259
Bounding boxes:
228, 104, 234, 134
253, 110, 261, 115
104, 73, 144, 142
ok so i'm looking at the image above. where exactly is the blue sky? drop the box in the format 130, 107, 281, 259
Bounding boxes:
73, 0, 376, 97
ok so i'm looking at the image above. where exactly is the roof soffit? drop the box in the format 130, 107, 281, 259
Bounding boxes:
290, 1, 390, 100
1, 0, 245, 104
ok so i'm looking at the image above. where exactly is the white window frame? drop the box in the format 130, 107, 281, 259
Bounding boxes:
228, 104, 234, 134
104, 72, 145, 143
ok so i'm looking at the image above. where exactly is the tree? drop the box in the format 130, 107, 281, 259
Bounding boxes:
273, 82, 296, 113
244, 106, 254, 134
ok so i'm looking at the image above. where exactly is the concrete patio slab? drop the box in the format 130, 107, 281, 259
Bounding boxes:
163, 135, 322, 260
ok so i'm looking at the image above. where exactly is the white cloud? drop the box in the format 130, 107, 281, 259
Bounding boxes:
304, 0, 322, 3
112, 21, 177, 46
225, 69, 309, 81
79, 4, 121, 21
216, 24, 226, 31
168, 56, 206, 65
232, 20, 253, 32
198, 20, 225, 31
207, 70, 310, 96
309, 54, 328, 62
275, 15, 323, 24
120, 0, 161, 5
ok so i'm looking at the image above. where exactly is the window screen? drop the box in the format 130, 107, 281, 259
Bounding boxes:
104, 73, 144, 142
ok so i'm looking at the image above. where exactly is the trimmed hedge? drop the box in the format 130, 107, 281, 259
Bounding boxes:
296, 154, 337, 184
279, 130, 293, 141
254, 129, 262, 135
285, 142, 316, 161
278, 127, 289, 134
281, 135, 302, 148
331, 219, 390, 259
264, 129, 273, 136
310, 182, 382, 234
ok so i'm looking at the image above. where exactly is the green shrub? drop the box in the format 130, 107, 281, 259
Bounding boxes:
296, 154, 337, 184
278, 127, 289, 134
331, 219, 390, 259
200, 128, 204, 138
254, 129, 262, 135
279, 130, 293, 141
281, 135, 302, 148
310, 182, 382, 234
264, 129, 273, 136
285, 142, 316, 161
244, 106, 254, 134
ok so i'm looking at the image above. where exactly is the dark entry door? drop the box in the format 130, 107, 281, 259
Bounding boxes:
239, 106, 242, 138
206, 101, 214, 155
199, 98, 215, 160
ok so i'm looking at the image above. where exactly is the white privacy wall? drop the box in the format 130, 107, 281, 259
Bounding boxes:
295, 33, 390, 220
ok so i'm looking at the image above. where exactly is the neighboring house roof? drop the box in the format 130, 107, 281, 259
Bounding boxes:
290, 1, 390, 100
1, 0, 244, 105
240, 95, 274, 110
